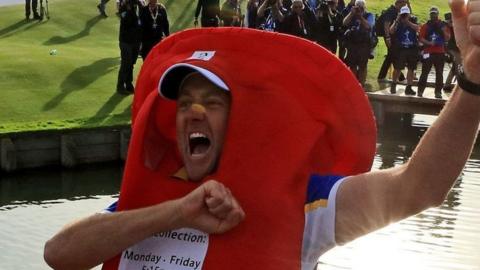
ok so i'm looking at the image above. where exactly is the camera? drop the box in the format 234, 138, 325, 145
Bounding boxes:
444, 12, 452, 22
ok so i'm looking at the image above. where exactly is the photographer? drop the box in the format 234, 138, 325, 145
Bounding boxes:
315, 0, 343, 53
378, 0, 411, 81
139, 0, 169, 60
342, 0, 374, 87
389, 6, 419, 95
194, 0, 221, 27
116, 0, 142, 95
257, 0, 286, 32
417, 6, 451, 98
280, 0, 314, 39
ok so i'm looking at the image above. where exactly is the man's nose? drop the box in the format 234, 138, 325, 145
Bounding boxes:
188, 103, 206, 120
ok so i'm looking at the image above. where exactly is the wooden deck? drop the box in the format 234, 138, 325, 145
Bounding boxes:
367, 63, 456, 125
367, 83, 453, 125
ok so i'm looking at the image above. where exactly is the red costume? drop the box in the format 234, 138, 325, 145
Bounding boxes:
103, 27, 376, 270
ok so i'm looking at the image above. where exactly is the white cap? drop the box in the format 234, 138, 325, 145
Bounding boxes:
399, 6, 410, 15
429, 6, 439, 14
158, 63, 229, 100
355, 0, 365, 7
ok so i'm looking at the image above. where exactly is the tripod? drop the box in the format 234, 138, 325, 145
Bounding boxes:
40, 0, 50, 20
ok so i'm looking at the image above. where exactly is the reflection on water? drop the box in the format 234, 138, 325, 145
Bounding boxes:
0, 163, 122, 270
0, 163, 122, 209
1, 114, 480, 269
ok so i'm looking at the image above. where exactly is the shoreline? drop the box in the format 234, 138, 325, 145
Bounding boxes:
0, 0, 25, 7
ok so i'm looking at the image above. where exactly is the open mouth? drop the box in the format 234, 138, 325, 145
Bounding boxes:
189, 132, 211, 157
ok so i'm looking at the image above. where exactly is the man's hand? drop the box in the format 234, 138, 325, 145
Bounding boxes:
450, 0, 480, 83
178, 180, 245, 234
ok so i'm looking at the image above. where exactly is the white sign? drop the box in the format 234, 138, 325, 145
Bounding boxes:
119, 228, 209, 270
188, 51, 216, 61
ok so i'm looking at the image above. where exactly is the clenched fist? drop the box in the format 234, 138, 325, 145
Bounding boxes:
177, 180, 245, 234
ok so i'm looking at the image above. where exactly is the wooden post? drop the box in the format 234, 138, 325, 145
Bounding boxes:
1, 137, 17, 172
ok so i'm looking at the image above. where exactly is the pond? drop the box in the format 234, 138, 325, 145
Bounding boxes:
1, 115, 479, 270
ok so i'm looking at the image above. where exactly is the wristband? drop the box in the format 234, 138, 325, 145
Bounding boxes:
457, 64, 480, 96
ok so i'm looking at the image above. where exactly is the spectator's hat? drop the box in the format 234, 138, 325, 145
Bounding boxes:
355, 0, 365, 7
399, 5, 410, 15
430, 6, 440, 14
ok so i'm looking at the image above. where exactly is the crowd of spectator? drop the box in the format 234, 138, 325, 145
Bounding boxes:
106, 0, 457, 98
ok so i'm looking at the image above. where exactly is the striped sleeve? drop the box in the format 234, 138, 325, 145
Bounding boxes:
301, 175, 347, 270
101, 201, 118, 214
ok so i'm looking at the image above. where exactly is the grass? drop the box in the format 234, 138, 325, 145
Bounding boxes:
0, 0, 449, 133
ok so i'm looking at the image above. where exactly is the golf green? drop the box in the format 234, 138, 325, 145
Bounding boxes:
0, 0, 449, 133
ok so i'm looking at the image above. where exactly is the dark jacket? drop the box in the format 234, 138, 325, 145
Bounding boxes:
280, 12, 311, 39
140, 4, 169, 44
119, 0, 142, 44
195, 0, 220, 20
316, 9, 343, 48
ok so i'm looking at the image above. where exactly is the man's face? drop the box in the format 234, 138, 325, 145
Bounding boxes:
430, 12, 439, 21
176, 73, 231, 182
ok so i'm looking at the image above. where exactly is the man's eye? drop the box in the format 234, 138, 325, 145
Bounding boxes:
206, 99, 224, 107
178, 100, 192, 110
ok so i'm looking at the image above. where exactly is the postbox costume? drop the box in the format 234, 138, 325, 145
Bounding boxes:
102, 27, 376, 270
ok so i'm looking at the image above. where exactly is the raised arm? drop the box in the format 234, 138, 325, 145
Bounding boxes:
334, 0, 480, 244
44, 180, 245, 270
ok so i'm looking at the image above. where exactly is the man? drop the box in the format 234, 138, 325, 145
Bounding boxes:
256, 0, 286, 31
140, 0, 170, 60
315, 0, 344, 53
25, 0, 40, 20
444, 12, 460, 92
377, 0, 410, 81
338, 0, 355, 62
342, 0, 374, 87
116, 0, 142, 95
417, 6, 451, 98
246, 0, 261, 28
194, 0, 221, 27
389, 5, 419, 95
280, 0, 312, 39
44, 0, 480, 269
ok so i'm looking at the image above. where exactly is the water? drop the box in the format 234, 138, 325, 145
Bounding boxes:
0, 163, 122, 270
320, 115, 480, 270
1, 115, 480, 270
